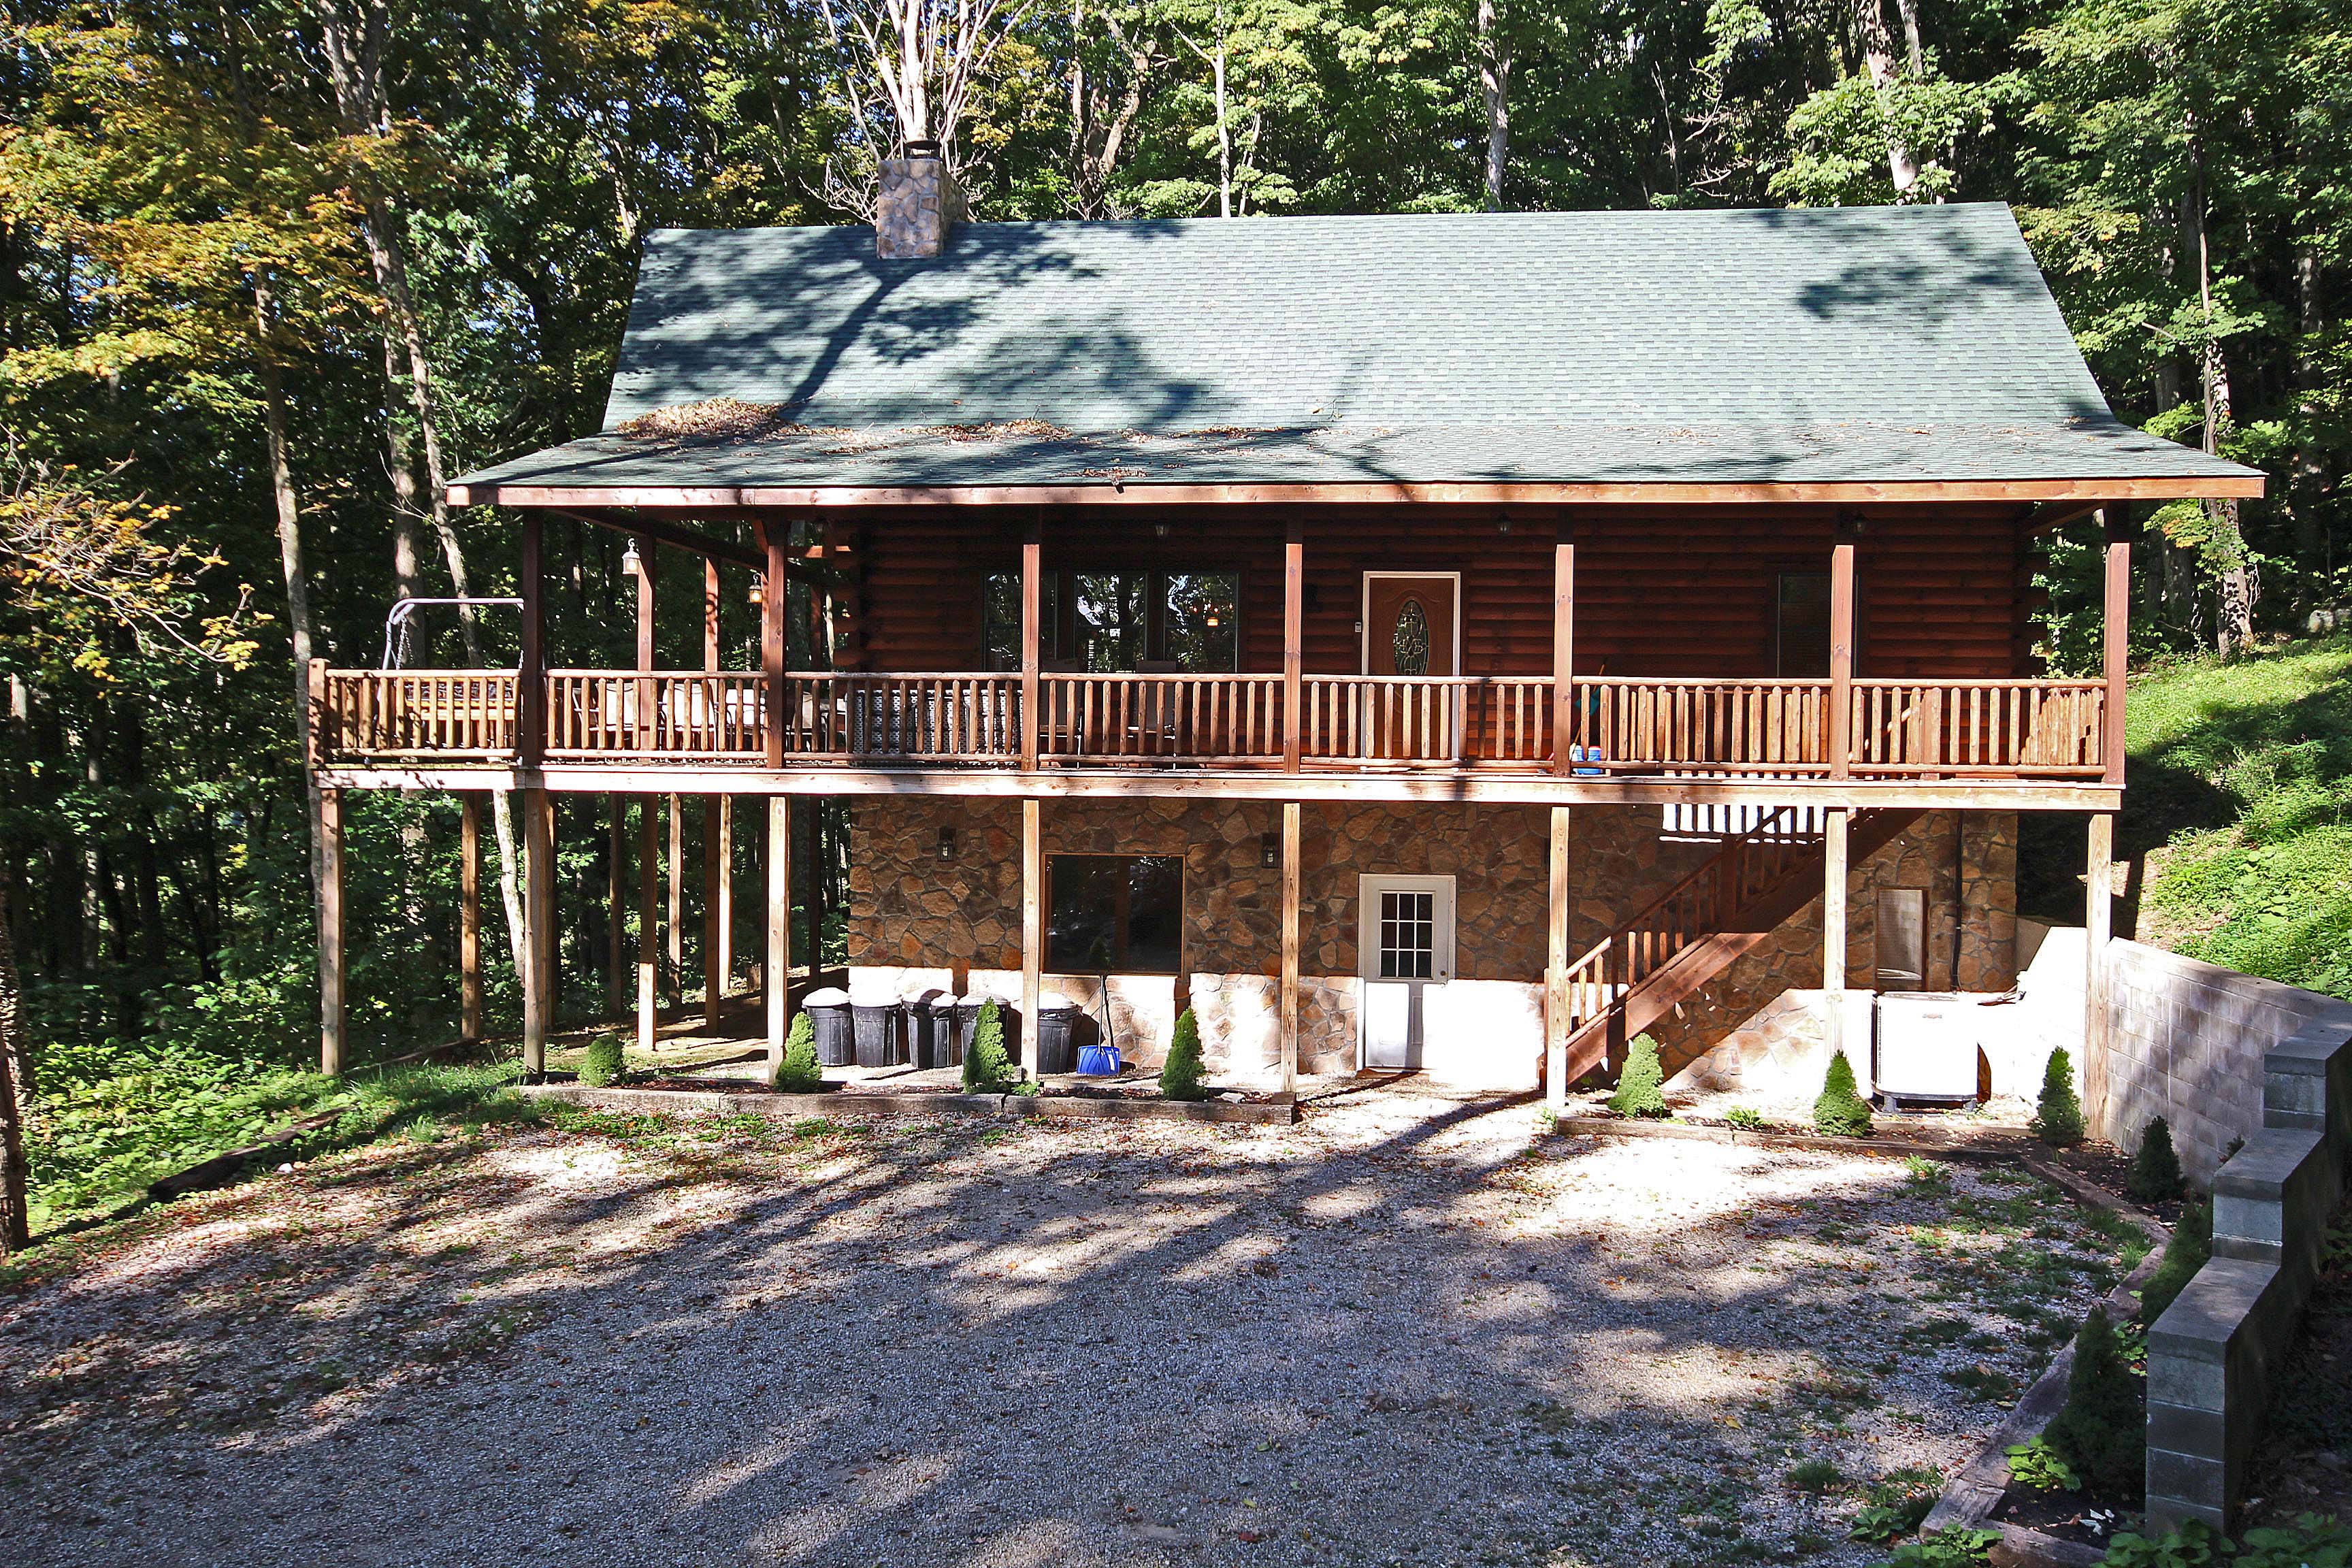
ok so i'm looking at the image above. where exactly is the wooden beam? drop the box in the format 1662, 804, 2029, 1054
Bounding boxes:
1022, 797, 1043, 1071
1827, 532, 1856, 781
1020, 523, 1041, 772
517, 514, 545, 768
318, 785, 346, 1077
1544, 804, 1570, 1107
704, 557, 722, 670
460, 794, 483, 1044
1822, 805, 1849, 1067
1282, 527, 1303, 773
767, 795, 791, 1068
716, 797, 734, 1002
2085, 811, 2115, 1127
666, 792, 684, 999
606, 794, 625, 1016
455, 474, 2269, 510
634, 537, 657, 671
523, 784, 555, 1075
1279, 800, 1300, 1094
1551, 531, 1575, 778
760, 523, 787, 768
637, 794, 658, 1052
2102, 510, 2133, 787
702, 797, 723, 1028
320, 764, 2131, 815
543, 506, 764, 574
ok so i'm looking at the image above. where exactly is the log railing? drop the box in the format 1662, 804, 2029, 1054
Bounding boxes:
1558, 804, 1818, 1041
314, 668, 517, 760
310, 666, 2106, 784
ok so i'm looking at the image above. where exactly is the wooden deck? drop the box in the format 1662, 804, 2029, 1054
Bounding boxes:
313, 665, 2110, 789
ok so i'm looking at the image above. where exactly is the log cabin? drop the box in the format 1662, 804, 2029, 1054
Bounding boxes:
310, 152, 2264, 1105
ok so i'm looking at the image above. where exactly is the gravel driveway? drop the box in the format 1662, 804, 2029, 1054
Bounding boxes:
2, 1088, 2139, 1567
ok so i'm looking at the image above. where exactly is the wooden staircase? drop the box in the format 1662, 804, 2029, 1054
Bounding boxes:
1554, 805, 1926, 1088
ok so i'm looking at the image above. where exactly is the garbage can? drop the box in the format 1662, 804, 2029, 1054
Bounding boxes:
851, 997, 900, 1068
929, 994, 964, 1069
1033, 992, 1080, 1075
804, 987, 853, 1068
906, 990, 948, 1070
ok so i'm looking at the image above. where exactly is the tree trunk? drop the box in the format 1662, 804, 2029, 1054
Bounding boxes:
2188, 123, 2255, 655
1851, 0, 1919, 197
0, 882, 29, 1254
1477, 0, 1509, 210
2293, 244, 2327, 571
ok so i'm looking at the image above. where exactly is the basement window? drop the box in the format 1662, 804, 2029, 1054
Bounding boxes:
1047, 854, 1183, 973
1875, 888, 1927, 992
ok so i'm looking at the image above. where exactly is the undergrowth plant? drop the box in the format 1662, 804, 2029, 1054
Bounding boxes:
2005, 1435, 2080, 1491
1608, 1034, 1668, 1117
2128, 1117, 2186, 1203
2044, 1307, 2144, 1496
772, 1013, 822, 1093
2139, 1200, 2212, 1326
576, 1036, 623, 1087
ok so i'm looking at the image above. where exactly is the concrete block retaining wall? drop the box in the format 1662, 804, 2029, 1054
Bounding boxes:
2144, 1009, 2352, 1531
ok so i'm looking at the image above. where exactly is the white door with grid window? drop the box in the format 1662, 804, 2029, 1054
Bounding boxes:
1358, 875, 1456, 1071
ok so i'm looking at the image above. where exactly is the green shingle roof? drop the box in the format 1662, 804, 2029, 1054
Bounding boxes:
452, 205, 2259, 495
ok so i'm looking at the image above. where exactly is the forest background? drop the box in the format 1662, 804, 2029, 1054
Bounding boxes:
0, 0, 2342, 1234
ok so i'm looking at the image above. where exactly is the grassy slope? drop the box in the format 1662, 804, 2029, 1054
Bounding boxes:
2123, 635, 2352, 999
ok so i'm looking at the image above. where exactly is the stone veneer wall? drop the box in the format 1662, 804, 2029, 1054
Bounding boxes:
847, 799, 2019, 1088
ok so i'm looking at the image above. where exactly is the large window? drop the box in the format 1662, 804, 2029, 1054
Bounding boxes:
1047, 854, 1183, 973
1774, 571, 1832, 676
985, 570, 1239, 672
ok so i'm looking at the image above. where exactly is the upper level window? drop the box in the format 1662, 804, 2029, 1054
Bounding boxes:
1774, 571, 1831, 677
985, 570, 1239, 673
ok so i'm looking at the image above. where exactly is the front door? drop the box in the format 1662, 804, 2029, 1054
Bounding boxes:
1362, 574, 1460, 678
1358, 875, 1456, 1071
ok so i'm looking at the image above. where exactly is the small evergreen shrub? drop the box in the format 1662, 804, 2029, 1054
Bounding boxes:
963, 1000, 1015, 1092
577, 1036, 623, 1087
2138, 1199, 2212, 1326
1813, 1049, 1874, 1137
1607, 1033, 1669, 1117
2044, 1307, 2144, 1497
2127, 1117, 2185, 1204
1160, 1008, 1208, 1101
772, 1013, 822, 1093
2031, 1048, 2085, 1147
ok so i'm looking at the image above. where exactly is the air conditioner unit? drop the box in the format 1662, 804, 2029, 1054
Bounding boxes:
1873, 992, 1984, 1105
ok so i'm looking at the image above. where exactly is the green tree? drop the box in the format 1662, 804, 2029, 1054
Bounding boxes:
2032, 1048, 2086, 1146
1160, 1007, 1208, 1100
1610, 1033, 1669, 1117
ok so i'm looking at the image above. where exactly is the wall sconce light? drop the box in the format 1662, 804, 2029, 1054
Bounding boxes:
938, 826, 958, 862
1154, 522, 1171, 538
1497, 516, 1512, 534
1260, 832, 1279, 868
621, 540, 642, 577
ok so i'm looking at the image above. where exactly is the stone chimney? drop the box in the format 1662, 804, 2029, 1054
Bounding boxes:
875, 141, 967, 259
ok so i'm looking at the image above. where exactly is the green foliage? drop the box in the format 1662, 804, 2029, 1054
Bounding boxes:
2128, 1117, 2186, 1203
2139, 1200, 2213, 1326
2032, 1049, 2086, 1147
1724, 1105, 1767, 1129
1879, 1526, 1998, 1567
1814, 1049, 1874, 1137
2005, 1435, 2081, 1491
1905, 1155, 1953, 1188
962, 1000, 1015, 1093
1786, 1457, 1844, 1492
576, 1036, 624, 1088
1607, 1033, 1668, 1117
2100, 1518, 2232, 1567
2234, 1515, 2352, 1568
1852, 1469, 1945, 1544
1160, 1007, 1208, 1101
772, 1013, 822, 1093
2044, 1307, 2144, 1497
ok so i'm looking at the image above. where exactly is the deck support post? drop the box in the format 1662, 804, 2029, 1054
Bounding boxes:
1022, 798, 1043, 1069
1021, 519, 1041, 772
715, 800, 733, 1000
666, 793, 683, 1002
1544, 804, 1570, 1107
518, 514, 544, 768
460, 794, 483, 1043
767, 795, 791, 1068
2085, 811, 2115, 1124
318, 785, 346, 1077
1822, 804, 1849, 1066
1283, 524, 1303, 773
1827, 522, 1857, 779
1279, 800, 1301, 1093
605, 795, 624, 1015
703, 798, 725, 1027
1552, 527, 1575, 776
522, 784, 554, 1076
2102, 509, 2132, 787
636, 795, 658, 1052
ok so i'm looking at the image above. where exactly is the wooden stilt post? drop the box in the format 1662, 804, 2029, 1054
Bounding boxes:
1020, 519, 1041, 773
666, 792, 683, 1000
1544, 804, 1570, 1107
1283, 525, 1303, 774
637, 795, 658, 1052
702, 797, 723, 1029
1552, 527, 1575, 775
523, 784, 554, 1076
767, 795, 791, 1068
1823, 805, 1850, 1066
460, 794, 483, 1045
1022, 797, 1043, 1069
318, 785, 346, 1077
606, 794, 624, 1016
2085, 811, 2115, 1129
716, 798, 734, 1000
1829, 522, 1858, 779
1280, 800, 1300, 1092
